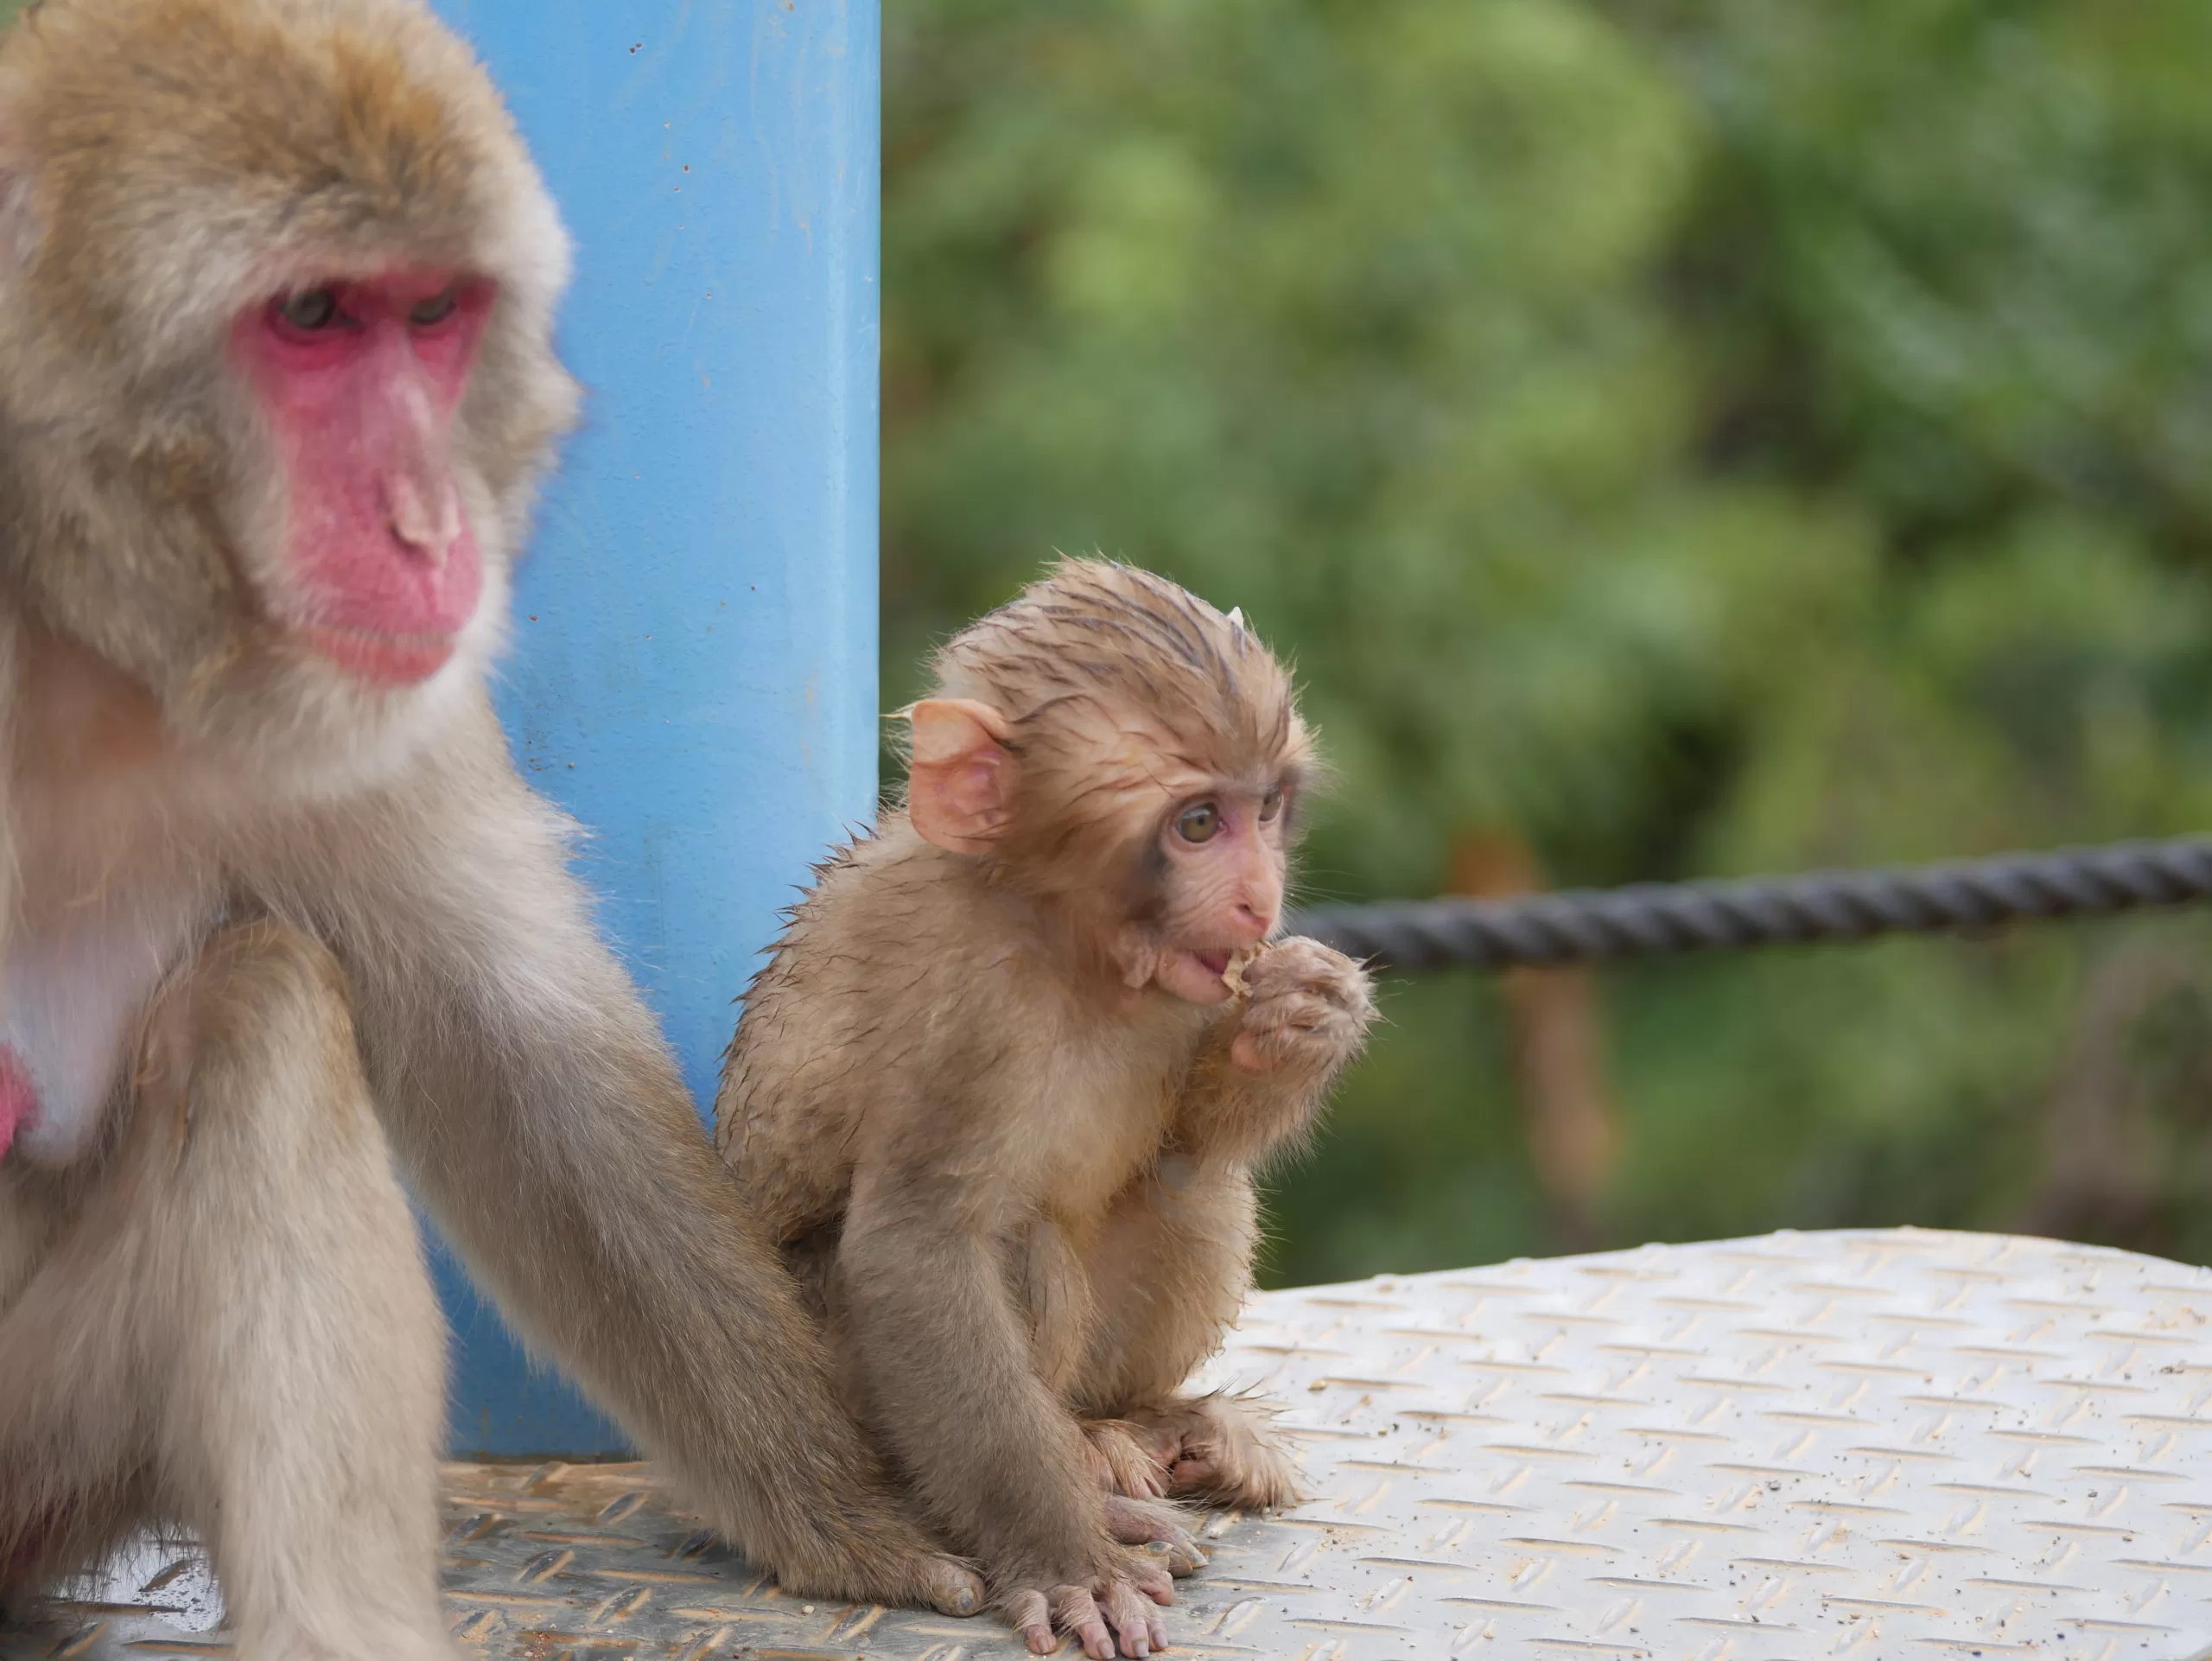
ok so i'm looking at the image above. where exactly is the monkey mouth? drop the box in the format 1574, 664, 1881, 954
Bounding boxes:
1154, 947, 1243, 1007
294, 622, 460, 686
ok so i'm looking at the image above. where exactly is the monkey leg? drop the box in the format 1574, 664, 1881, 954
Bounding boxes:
0, 920, 452, 1659
1018, 1220, 1185, 1527
0, 1166, 143, 1607
1076, 1159, 1305, 1511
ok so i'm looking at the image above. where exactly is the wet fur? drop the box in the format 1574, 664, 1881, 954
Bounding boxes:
718, 561, 1376, 1656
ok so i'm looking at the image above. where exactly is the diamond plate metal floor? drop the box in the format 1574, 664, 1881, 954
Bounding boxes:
10, 1227, 2212, 1658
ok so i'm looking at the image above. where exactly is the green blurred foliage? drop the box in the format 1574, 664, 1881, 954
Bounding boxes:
884, 0, 2212, 1282
14, 0, 2211, 1280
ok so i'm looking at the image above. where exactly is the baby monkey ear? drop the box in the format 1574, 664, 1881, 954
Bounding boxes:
906, 698, 1016, 854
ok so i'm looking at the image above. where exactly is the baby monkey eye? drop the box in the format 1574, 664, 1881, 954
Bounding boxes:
277, 289, 340, 331
1259, 785, 1286, 823
410, 285, 461, 327
1175, 802, 1221, 843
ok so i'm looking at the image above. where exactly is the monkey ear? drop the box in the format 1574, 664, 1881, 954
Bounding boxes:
906, 698, 1015, 855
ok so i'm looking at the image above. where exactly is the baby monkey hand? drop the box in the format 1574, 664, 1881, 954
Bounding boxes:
1227, 937, 1375, 1077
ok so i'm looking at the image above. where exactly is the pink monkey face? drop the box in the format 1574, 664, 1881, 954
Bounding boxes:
1147, 784, 1290, 1006
228, 270, 498, 686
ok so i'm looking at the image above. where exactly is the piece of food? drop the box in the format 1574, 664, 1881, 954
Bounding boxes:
1222, 945, 1262, 996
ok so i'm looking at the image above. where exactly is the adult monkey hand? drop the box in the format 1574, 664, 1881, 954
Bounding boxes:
0, 1, 981, 1654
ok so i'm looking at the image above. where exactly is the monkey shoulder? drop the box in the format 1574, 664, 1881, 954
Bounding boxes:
711, 829, 962, 1221
717, 827, 1120, 1189
746, 825, 1028, 1034
245, 711, 566, 952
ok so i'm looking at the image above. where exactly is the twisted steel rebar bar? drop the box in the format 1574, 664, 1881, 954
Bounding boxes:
1287, 837, 2212, 972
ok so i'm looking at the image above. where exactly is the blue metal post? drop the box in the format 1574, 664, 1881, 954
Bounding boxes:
428, 0, 880, 1455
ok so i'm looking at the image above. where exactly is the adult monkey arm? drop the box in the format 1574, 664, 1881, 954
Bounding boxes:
254, 701, 981, 1610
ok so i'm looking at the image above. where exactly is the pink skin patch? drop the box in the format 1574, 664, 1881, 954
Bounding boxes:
1153, 799, 1281, 1006
0, 1044, 34, 1161
227, 270, 496, 686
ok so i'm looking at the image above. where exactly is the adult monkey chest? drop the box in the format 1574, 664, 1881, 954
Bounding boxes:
0, 883, 212, 1164
0, 638, 216, 1168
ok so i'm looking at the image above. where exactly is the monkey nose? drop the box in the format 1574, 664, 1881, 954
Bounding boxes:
385, 473, 462, 565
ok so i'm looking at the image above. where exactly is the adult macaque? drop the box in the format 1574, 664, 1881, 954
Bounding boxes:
0, 1, 981, 1654
718, 560, 1377, 1658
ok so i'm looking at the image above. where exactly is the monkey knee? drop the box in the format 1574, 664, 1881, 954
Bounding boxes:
135, 932, 442, 1474
135, 919, 376, 1163
164, 918, 356, 1074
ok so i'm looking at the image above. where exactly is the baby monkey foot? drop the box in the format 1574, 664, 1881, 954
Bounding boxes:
1130, 1394, 1306, 1511
1103, 1492, 1209, 1575
1081, 1424, 1213, 1574
1003, 1545, 1174, 1659
1228, 937, 1376, 1078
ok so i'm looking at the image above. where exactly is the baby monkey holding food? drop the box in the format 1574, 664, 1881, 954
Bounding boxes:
716, 560, 1374, 1658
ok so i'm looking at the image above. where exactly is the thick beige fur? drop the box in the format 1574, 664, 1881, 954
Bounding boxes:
0, 3, 980, 1653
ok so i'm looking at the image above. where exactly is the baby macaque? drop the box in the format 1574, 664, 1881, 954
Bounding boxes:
715, 559, 1376, 1658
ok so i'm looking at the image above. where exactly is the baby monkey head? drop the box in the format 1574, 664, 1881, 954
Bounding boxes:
905, 558, 1313, 1007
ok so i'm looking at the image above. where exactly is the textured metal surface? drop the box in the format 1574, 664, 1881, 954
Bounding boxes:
13, 1227, 2212, 1658
1290, 836, 2212, 971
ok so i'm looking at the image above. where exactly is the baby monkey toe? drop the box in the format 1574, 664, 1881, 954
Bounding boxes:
1103, 1492, 1208, 1575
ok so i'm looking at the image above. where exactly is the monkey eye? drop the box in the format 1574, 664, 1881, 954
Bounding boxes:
1259, 785, 1286, 823
410, 285, 461, 327
276, 289, 342, 331
1175, 802, 1221, 843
